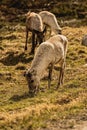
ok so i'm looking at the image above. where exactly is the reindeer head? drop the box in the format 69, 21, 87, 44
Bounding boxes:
24, 70, 40, 95
36, 26, 47, 44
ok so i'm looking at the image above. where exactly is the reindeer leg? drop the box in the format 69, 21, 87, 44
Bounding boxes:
56, 60, 65, 89
56, 67, 62, 89
48, 64, 53, 89
25, 27, 28, 50
60, 61, 66, 85
30, 32, 35, 54
35, 34, 38, 45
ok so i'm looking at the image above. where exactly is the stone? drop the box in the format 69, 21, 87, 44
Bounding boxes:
82, 35, 87, 46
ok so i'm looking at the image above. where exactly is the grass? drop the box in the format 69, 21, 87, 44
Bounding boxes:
0, 21, 87, 130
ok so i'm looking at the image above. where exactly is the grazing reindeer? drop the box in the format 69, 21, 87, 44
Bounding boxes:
25, 12, 45, 54
39, 11, 62, 36
24, 34, 68, 94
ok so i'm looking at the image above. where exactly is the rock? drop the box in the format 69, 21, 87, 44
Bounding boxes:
82, 35, 87, 46
83, 64, 87, 67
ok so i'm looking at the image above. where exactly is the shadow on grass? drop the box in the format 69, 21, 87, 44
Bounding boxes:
0, 46, 4, 50
10, 92, 34, 102
0, 52, 33, 66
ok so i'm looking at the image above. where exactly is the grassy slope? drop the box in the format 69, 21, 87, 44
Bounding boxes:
0, 21, 87, 130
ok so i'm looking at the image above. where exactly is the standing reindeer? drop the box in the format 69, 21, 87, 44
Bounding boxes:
24, 34, 68, 95
25, 12, 45, 54
39, 11, 62, 36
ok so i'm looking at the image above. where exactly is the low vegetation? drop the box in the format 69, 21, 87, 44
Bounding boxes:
0, 6, 87, 130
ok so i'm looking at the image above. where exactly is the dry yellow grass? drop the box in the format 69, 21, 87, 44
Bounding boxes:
0, 22, 87, 130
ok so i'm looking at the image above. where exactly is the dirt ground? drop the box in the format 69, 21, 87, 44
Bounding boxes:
74, 121, 87, 130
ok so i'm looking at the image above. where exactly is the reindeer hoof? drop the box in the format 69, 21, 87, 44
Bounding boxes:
29, 51, 34, 55
55, 84, 60, 90
25, 46, 27, 50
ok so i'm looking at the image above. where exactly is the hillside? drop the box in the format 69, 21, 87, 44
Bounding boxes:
0, 1, 87, 130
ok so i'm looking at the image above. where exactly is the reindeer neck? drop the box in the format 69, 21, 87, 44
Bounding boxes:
31, 56, 51, 78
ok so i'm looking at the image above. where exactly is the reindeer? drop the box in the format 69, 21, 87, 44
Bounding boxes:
39, 11, 62, 37
25, 12, 45, 54
24, 34, 68, 95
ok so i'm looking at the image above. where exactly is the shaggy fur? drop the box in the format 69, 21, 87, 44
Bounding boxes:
39, 11, 62, 35
26, 12, 43, 32
24, 34, 68, 94
25, 12, 45, 54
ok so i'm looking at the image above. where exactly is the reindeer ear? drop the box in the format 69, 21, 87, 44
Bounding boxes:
23, 71, 26, 77
23, 70, 32, 77
25, 11, 31, 17
27, 72, 32, 77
